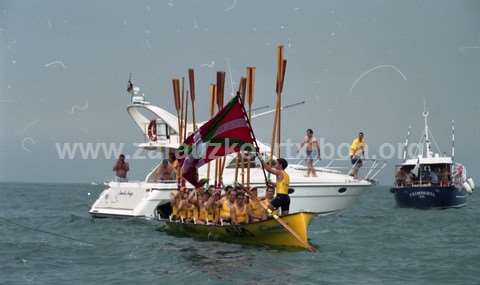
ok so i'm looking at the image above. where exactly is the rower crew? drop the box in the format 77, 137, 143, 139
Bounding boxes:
262, 158, 291, 215
170, 181, 294, 225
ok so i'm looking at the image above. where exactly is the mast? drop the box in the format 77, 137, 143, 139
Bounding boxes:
402, 125, 412, 161
422, 102, 432, 158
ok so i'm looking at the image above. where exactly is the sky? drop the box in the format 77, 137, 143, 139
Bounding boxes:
1, 0, 479, 184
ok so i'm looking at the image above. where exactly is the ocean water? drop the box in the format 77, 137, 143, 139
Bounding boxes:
0, 182, 479, 285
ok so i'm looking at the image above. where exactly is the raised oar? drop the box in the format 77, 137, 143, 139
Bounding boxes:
270, 45, 284, 161
277, 59, 287, 158
172, 79, 181, 139
216, 72, 227, 184
184, 90, 189, 142
207, 84, 216, 184
235, 77, 247, 183
188, 68, 197, 131
246, 67, 256, 189
216, 71, 225, 110
179, 77, 185, 143
239, 77, 247, 103
237, 95, 316, 252
172, 78, 182, 189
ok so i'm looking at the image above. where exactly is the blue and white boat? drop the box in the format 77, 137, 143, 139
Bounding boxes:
390, 109, 475, 209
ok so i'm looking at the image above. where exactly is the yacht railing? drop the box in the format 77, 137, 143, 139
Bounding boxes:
291, 158, 387, 181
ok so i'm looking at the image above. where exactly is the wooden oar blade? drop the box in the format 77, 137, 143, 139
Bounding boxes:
172, 79, 181, 111
279, 59, 287, 93
239, 77, 247, 104
246, 67, 256, 106
275, 45, 284, 94
216, 71, 225, 109
209, 84, 217, 115
188, 68, 195, 102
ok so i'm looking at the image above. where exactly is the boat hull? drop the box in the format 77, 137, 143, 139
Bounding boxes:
163, 212, 315, 250
391, 185, 468, 209
89, 182, 370, 219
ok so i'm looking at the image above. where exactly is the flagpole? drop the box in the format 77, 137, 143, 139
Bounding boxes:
237, 95, 315, 252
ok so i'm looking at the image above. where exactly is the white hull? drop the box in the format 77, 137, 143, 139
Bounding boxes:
89, 179, 371, 219
89, 96, 383, 219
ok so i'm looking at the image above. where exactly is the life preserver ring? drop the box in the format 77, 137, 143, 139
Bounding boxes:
148, 119, 157, 142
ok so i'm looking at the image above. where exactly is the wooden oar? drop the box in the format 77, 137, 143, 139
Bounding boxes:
207, 84, 216, 184
188, 68, 197, 131
216, 72, 226, 183
184, 90, 189, 141
270, 45, 284, 161
179, 77, 185, 143
235, 77, 247, 183
172, 79, 181, 138
172, 78, 182, 189
237, 95, 315, 252
246, 67, 256, 189
277, 59, 287, 157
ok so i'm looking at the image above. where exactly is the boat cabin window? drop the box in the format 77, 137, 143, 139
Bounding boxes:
145, 120, 176, 141
395, 163, 451, 187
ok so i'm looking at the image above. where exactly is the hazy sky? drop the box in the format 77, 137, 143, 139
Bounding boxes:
1, 0, 479, 183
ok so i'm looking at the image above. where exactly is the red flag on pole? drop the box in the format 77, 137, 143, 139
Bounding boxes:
178, 95, 254, 187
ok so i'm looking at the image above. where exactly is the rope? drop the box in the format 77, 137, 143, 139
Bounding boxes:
0, 216, 94, 246
428, 129, 442, 154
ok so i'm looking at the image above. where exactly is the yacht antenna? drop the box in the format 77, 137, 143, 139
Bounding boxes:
402, 125, 412, 161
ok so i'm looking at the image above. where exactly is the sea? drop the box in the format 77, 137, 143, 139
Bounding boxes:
0, 182, 479, 285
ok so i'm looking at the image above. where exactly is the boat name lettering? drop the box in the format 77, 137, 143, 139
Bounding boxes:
119, 191, 133, 197
409, 191, 435, 198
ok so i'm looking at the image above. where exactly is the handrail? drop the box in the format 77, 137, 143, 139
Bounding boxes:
292, 157, 387, 181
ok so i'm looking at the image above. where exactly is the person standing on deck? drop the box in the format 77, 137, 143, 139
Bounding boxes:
298, 129, 321, 177
349, 131, 367, 178
261, 158, 290, 215
113, 154, 129, 182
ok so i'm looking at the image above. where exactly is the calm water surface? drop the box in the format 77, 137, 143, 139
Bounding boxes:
1, 182, 479, 284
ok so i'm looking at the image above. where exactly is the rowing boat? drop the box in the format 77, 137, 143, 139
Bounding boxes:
162, 211, 316, 250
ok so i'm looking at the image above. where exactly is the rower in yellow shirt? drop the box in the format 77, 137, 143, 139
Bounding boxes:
247, 187, 267, 222
349, 131, 367, 178
232, 191, 249, 224
261, 158, 291, 215
216, 189, 237, 224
